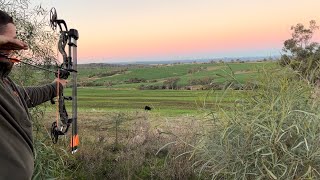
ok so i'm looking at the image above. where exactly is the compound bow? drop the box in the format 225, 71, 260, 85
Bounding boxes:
0, 8, 79, 154
49, 7, 79, 154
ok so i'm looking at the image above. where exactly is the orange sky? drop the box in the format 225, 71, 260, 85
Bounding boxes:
39, 0, 320, 63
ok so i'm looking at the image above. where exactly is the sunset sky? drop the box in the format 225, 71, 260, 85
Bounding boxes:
36, 0, 320, 63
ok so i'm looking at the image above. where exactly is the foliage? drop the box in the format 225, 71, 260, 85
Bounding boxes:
279, 20, 320, 83
163, 77, 181, 89
1, 0, 57, 85
125, 77, 147, 83
139, 84, 164, 90
188, 66, 207, 74
194, 67, 320, 179
3, 1, 55, 52
188, 77, 214, 86
88, 68, 127, 78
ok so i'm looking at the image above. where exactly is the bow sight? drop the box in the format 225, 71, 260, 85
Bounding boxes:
50, 8, 79, 154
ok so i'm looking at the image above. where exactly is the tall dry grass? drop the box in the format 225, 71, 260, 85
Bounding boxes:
193, 67, 320, 179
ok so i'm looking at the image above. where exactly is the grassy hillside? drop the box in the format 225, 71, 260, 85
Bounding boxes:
77, 61, 276, 88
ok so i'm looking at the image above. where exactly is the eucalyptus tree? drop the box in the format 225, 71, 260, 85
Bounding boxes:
280, 20, 320, 83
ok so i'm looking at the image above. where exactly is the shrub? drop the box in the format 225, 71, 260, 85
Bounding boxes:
125, 78, 147, 83
188, 77, 214, 86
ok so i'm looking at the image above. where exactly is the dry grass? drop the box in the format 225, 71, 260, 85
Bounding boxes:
192, 67, 320, 179
40, 111, 207, 179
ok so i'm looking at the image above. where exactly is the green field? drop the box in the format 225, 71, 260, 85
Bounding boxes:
51, 61, 277, 116
59, 88, 244, 116
78, 61, 276, 88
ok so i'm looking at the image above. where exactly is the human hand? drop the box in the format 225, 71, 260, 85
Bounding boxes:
53, 78, 68, 87
0, 35, 28, 50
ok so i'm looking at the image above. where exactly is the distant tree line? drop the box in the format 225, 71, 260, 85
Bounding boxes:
88, 69, 127, 78
138, 77, 258, 91
80, 65, 261, 90
188, 77, 214, 85
188, 66, 207, 74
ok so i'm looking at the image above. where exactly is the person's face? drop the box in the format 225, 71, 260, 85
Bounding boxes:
0, 23, 17, 55
0, 23, 17, 76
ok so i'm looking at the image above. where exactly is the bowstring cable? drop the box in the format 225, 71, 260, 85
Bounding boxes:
55, 43, 61, 131
56, 69, 60, 130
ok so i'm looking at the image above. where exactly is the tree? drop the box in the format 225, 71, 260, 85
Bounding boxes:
1, 0, 57, 85
163, 77, 180, 90
280, 20, 320, 83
